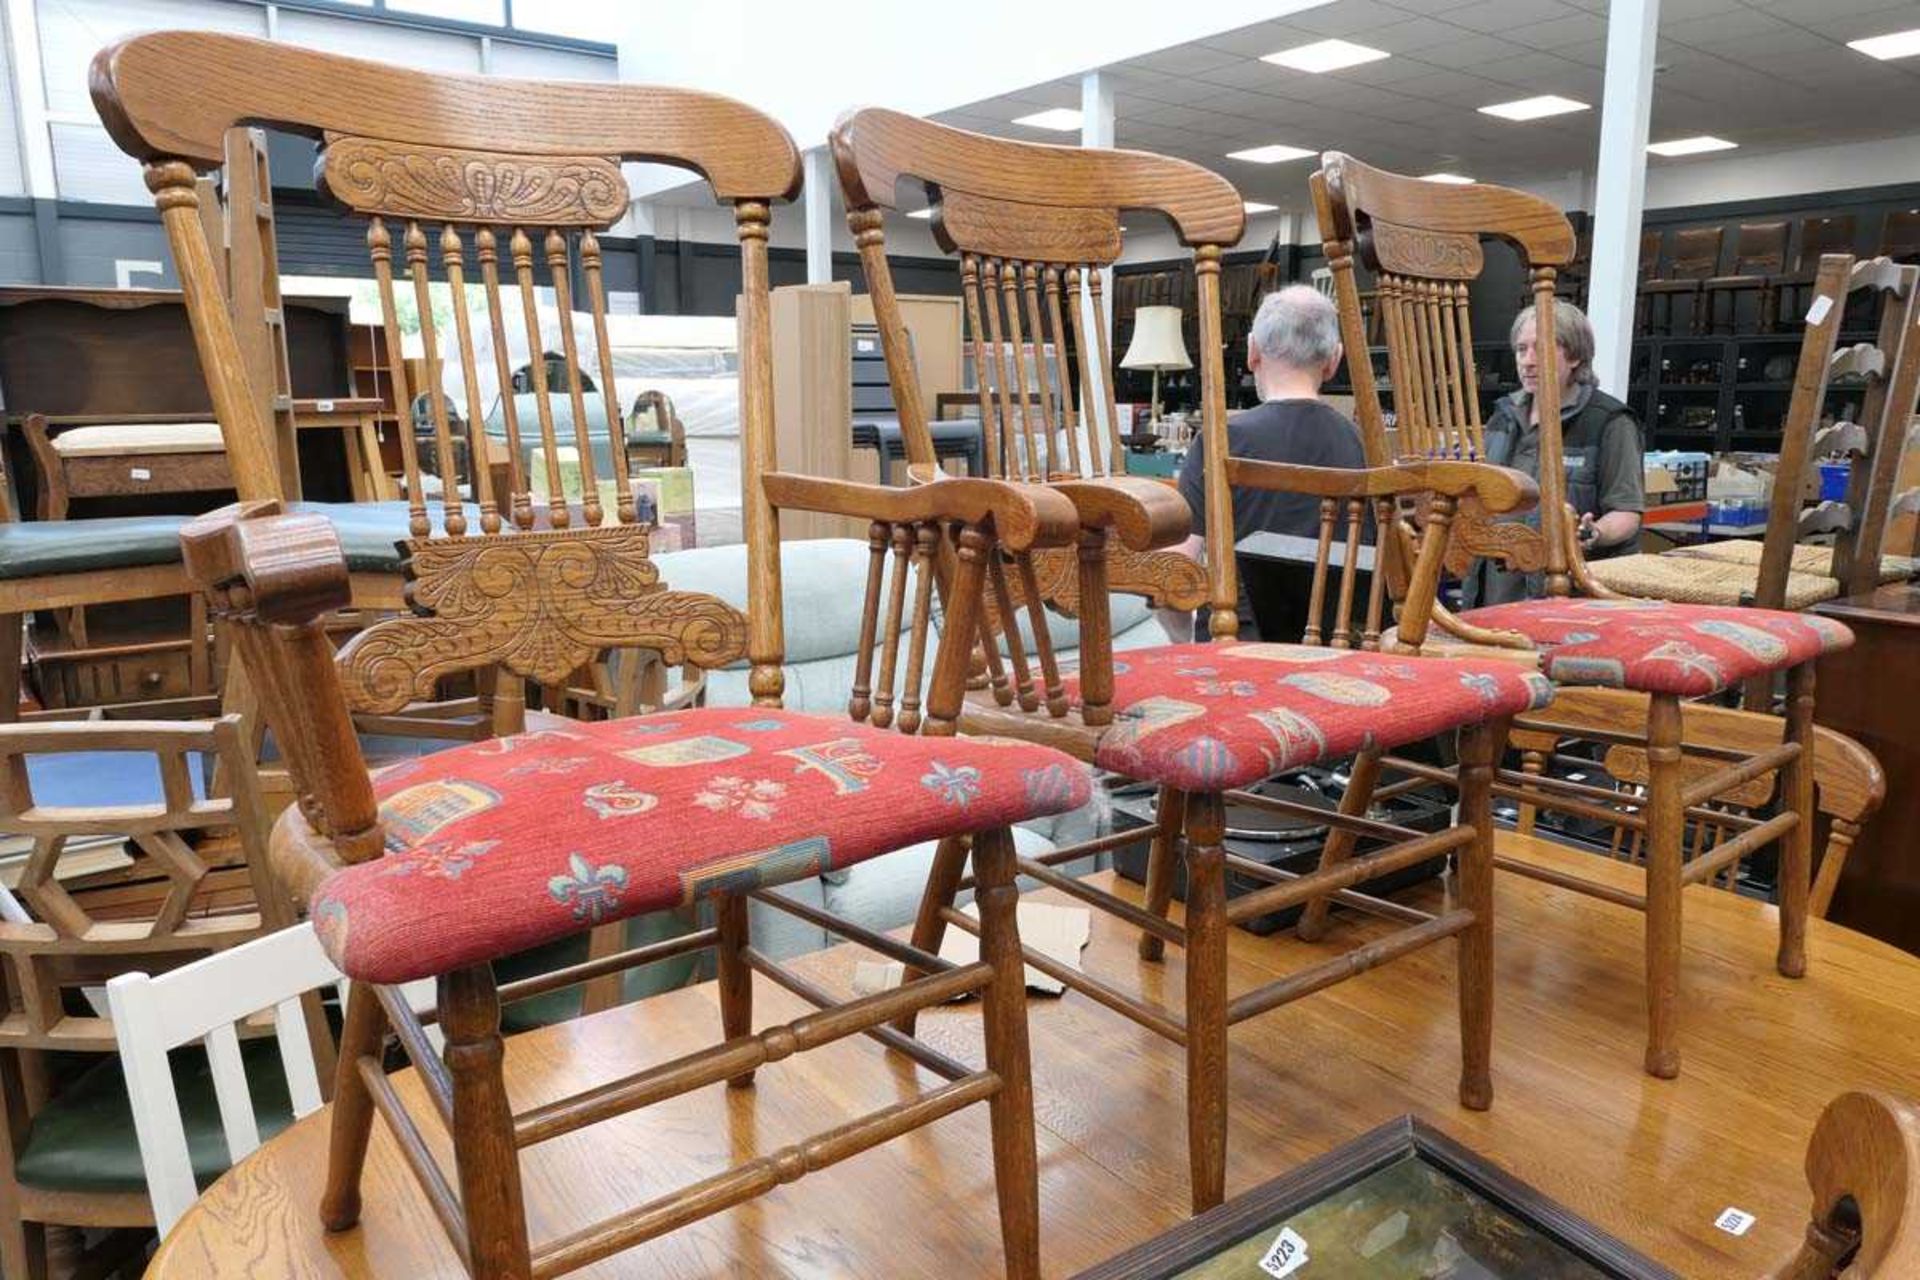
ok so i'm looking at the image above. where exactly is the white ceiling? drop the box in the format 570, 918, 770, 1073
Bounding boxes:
932, 0, 1920, 218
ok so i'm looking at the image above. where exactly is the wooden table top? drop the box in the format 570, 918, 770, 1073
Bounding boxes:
150, 832, 1920, 1279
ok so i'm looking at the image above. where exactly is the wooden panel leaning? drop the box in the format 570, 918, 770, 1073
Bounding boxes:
0, 713, 304, 1278
98, 31, 1097, 1278
1312, 151, 1858, 1081
829, 107, 1218, 685
1766, 1091, 1920, 1279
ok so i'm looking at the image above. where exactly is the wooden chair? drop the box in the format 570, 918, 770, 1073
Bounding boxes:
1313, 152, 1855, 1080
1701, 221, 1789, 334
106, 921, 342, 1238
1774, 216, 1857, 327
625, 388, 687, 470
832, 108, 1558, 1215
96, 31, 1103, 1277
1504, 686, 1883, 917
1640, 226, 1723, 335
1879, 209, 1920, 264
1766, 1091, 1920, 1279
0, 714, 299, 1277
1591, 257, 1920, 633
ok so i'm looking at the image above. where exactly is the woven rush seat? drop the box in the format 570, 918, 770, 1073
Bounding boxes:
309, 707, 1092, 984
1459, 598, 1853, 697
1585, 552, 1840, 610
1074, 642, 1554, 792
1664, 538, 1919, 585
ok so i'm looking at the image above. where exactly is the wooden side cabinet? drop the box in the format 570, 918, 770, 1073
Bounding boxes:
769, 282, 860, 541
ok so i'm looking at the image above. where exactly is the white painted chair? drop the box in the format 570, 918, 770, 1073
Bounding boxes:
105, 923, 345, 1237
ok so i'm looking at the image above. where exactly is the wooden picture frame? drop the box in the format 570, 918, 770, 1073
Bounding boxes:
1073, 1115, 1676, 1279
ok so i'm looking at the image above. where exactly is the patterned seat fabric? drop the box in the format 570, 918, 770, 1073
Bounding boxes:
1458, 598, 1853, 697
312, 708, 1092, 984
1079, 642, 1556, 793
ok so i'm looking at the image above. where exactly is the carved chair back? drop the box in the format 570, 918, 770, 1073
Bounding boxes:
1829, 261, 1920, 597
1731, 222, 1790, 276
1667, 226, 1725, 280
1312, 151, 1582, 618
828, 107, 1235, 620
1794, 217, 1856, 274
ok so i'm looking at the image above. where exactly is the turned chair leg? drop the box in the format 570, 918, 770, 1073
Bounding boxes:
1137, 786, 1185, 962
1455, 718, 1506, 1111
1643, 694, 1685, 1080
1514, 748, 1546, 838
441, 965, 533, 1280
1297, 745, 1383, 943
320, 981, 388, 1232
893, 834, 972, 1035
1183, 791, 1229, 1214
717, 893, 756, 1086
1778, 662, 1815, 979
971, 827, 1041, 1280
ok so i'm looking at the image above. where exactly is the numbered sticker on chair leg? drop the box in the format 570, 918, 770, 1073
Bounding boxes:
1715, 1207, 1756, 1236
1259, 1226, 1309, 1277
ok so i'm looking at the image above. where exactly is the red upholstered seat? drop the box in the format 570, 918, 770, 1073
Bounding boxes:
1458, 599, 1853, 697
310, 708, 1092, 984
1081, 642, 1555, 793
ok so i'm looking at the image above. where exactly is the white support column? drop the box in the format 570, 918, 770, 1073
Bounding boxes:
1080, 71, 1116, 436
1586, 0, 1661, 397
803, 148, 833, 286
4, 0, 55, 200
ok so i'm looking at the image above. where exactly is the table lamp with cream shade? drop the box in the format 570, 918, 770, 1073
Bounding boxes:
1120, 304, 1192, 443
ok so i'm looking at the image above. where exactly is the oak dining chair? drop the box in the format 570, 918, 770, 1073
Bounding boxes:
1313, 150, 1855, 1080
96, 31, 1099, 1278
832, 108, 1558, 1215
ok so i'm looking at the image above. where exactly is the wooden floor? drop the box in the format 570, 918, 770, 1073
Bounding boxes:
153, 830, 1920, 1279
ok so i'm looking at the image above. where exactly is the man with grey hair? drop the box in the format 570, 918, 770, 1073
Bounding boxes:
1170, 283, 1366, 638
1460, 300, 1645, 607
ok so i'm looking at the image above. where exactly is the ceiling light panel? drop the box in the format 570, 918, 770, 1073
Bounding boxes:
1647, 135, 1737, 157
1420, 173, 1474, 184
1226, 144, 1316, 164
1262, 39, 1389, 73
1478, 94, 1589, 121
1243, 201, 1279, 213
1012, 108, 1082, 131
1849, 29, 1920, 61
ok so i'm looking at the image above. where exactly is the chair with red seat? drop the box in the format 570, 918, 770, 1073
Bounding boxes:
1312, 151, 1854, 1081
831, 108, 1557, 1215
97, 30, 1093, 1278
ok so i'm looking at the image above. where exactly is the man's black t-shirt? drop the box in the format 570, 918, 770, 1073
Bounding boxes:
1175, 398, 1367, 633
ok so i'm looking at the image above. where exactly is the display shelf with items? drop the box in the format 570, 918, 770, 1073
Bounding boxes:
1631, 329, 1874, 453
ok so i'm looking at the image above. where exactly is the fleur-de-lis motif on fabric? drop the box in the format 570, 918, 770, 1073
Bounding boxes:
921, 761, 983, 808
693, 776, 787, 821
548, 853, 628, 923
1195, 679, 1258, 698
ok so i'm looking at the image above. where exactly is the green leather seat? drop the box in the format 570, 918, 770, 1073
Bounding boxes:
15, 1037, 295, 1194
0, 515, 190, 580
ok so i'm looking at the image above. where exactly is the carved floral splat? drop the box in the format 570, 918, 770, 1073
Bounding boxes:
336, 524, 747, 712
321, 137, 628, 226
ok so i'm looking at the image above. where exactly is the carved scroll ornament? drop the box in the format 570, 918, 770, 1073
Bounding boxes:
995, 541, 1208, 625
321, 137, 628, 226
337, 524, 746, 713
1440, 499, 1548, 577
1368, 219, 1484, 280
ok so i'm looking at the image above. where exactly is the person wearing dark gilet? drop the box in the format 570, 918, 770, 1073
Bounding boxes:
1460, 301, 1645, 608
1169, 285, 1367, 640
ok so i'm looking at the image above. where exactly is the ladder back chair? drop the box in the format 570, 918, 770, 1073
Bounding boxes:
1591, 257, 1920, 633
0, 713, 308, 1277
833, 110, 1560, 1215
1314, 151, 1856, 1079
830, 106, 1211, 650
98, 32, 1099, 1278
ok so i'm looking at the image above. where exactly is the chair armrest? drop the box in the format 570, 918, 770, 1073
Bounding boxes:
761, 472, 1080, 551
1052, 477, 1192, 551
180, 499, 351, 625
1226, 457, 1540, 516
